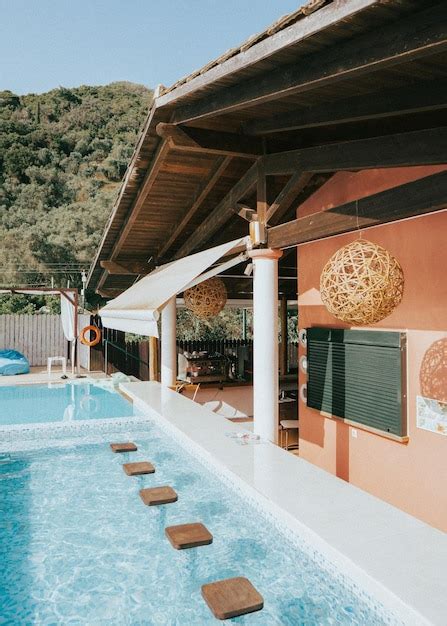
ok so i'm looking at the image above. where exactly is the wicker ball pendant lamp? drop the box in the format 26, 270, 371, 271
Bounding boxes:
184, 277, 227, 319
320, 239, 404, 325
420, 339, 447, 403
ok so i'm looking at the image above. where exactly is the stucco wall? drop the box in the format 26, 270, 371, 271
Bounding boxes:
297, 167, 447, 531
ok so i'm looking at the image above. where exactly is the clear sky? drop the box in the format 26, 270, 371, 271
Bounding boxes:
1, 0, 302, 95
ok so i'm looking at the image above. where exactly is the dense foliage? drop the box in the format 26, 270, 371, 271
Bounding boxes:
176, 308, 298, 342
176, 308, 253, 341
0, 82, 152, 310
0, 82, 296, 341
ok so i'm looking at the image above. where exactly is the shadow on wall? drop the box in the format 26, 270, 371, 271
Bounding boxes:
336, 420, 350, 482
420, 338, 447, 403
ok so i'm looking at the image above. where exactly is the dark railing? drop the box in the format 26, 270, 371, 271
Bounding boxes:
89, 314, 151, 379
177, 338, 253, 354
104, 339, 150, 380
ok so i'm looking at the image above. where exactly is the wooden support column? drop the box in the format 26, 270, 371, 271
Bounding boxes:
149, 336, 159, 382
279, 296, 288, 377
256, 160, 267, 225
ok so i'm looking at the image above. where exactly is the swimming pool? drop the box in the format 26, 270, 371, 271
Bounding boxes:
0, 381, 135, 426
0, 421, 395, 625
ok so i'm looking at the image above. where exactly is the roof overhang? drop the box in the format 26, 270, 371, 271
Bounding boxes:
87, 0, 447, 298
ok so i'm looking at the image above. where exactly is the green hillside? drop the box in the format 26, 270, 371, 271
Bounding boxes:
0, 82, 152, 308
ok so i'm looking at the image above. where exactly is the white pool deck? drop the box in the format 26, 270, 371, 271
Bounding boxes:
121, 381, 447, 626
0, 367, 107, 387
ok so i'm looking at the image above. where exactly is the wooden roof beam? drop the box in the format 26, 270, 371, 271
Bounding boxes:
266, 171, 313, 225
174, 161, 259, 258
171, 3, 447, 123
156, 123, 263, 158
97, 288, 124, 299
100, 260, 152, 275
268, 171, 447, 249
263, 127, 447, 175
157, 156, 231, 260
110, 139, 172, 260
95, 138, 172, 293
244, 79, 447, 136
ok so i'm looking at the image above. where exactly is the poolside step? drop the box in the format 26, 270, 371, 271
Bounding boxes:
201, 577, 263, 620
165, 523, 213, 550
123, 462, 155, 476
110, 442, 137, 453
139, 486, 178, 506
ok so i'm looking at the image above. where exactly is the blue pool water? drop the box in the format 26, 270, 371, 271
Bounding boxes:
0, 422, 393, 625
0, 382, 135, 425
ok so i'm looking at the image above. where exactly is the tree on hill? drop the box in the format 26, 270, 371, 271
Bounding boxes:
0, 82, 153, 312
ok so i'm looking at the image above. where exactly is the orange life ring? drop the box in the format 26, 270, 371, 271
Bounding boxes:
80, 325, 101, 347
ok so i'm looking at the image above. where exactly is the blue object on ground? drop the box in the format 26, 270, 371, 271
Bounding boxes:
0, 349, 30, 376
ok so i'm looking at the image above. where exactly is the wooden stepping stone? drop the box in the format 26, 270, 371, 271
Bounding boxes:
165, 523, 213, 550
123, 462, 155, 476
139, 486, 177, 506
201, 577, 263, 620
110, 442, 137, 453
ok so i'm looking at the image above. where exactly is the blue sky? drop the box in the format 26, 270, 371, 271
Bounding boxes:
1, 0, 302, 95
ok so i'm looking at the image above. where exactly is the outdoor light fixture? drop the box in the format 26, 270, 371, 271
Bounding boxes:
249, 219, 267, 245
244, 262, 253, 276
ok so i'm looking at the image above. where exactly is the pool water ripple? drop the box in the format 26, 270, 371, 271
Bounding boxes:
0, 421, 398, 625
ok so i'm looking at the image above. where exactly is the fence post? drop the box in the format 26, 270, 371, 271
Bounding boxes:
149, 337, 159, 381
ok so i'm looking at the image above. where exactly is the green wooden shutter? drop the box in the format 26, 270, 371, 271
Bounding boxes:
307, 328, 406, 437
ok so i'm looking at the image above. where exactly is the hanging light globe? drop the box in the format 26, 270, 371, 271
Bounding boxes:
320, 239, 404, 325
184, 277, 227, 319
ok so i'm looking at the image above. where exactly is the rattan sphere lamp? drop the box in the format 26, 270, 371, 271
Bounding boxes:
184, 277, 227, 319
320, 239, 404, 325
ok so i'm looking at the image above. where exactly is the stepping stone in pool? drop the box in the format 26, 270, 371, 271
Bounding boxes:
201, 576, 263, 620
110, 442, 137, 453
139, 486, 178, 506
165, 522, 213, 550
123, 461, 155, 476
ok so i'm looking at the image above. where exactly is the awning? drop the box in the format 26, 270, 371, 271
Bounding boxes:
99, 237, 248, 336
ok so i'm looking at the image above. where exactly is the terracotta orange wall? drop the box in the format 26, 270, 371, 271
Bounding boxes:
297, 167, 447, 531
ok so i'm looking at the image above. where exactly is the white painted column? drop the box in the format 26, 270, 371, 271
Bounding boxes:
249, 248, 283, 443
161, 296, 177, 387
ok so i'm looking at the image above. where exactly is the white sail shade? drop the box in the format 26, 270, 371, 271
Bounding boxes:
99, 237, 248, 337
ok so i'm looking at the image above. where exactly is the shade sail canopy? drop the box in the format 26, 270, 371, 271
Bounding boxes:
99, 237, 248, 336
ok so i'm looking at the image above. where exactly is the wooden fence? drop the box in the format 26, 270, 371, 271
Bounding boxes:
0, 314, 67, 366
